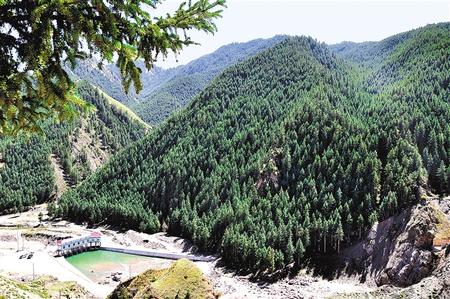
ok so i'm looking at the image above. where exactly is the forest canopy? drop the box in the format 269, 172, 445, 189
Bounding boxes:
57, 23, 450, 271
0, 82, 147, 214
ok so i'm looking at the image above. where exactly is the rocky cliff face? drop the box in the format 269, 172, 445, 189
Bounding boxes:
374, 203, 438, 286
343, 200, 447, 288
395, 252, 450, 298
351, 249, 450, 298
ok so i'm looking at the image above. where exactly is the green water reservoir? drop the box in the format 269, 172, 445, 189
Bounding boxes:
66, 250, 170, 282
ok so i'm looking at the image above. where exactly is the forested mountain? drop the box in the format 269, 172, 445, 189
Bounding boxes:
329, 30, 412, 68
69, 37, 285, 126
57, 23, 449, 272
0, 82, 147, 214
331, 22, 450, 192
66, 60, 174, 106
131, 36, 286, 125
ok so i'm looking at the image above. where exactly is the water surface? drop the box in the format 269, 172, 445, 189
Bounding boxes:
66, 250, 170, 282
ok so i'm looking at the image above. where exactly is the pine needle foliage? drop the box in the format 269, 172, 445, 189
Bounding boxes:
0, 0, 225, 135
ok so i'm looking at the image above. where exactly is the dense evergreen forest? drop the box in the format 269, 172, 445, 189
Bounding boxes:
56, 23, 450, 272
131, 36, 286, 125
70, 37, 285, 126
0, 82, 146, 214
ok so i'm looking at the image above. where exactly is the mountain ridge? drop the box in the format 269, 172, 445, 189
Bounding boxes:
130, 35, 288, 125
69, 36, 287, 126
57, 24, 450, 275
57, 35, 370, 269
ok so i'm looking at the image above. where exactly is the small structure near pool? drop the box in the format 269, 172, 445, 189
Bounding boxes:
56, 231, 101, 256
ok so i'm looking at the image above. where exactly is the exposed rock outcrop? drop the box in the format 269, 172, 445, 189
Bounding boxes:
343, 201, 441, 287
351, 252, 450, 298
0, 152, 4, 169
70, 117, 109, 172
375, 203, 438, 286
49, 154, 68, 197
256, 148, 282, 196
394, 252, 450, 298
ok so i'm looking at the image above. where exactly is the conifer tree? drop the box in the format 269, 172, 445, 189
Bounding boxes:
0, 0, 225, 134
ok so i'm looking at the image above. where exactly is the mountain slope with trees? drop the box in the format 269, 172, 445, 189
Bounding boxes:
132, 36, 286, 125
329, 29, 412, 69
0, 83, 147, 214
57, 23, 450, 271
67, 60, 175, 106
71, 36, 286, 126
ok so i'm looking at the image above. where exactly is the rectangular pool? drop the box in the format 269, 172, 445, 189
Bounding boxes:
66, 250, 171, 282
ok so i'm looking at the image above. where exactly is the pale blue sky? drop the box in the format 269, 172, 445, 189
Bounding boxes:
155, 0, 450, 68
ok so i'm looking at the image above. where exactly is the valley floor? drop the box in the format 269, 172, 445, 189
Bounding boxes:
0, 204, 379, 298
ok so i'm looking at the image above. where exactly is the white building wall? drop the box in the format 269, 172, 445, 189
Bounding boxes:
57, 236, 101, 251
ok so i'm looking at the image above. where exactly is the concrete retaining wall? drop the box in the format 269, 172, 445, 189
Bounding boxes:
100, 246, 215, 262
